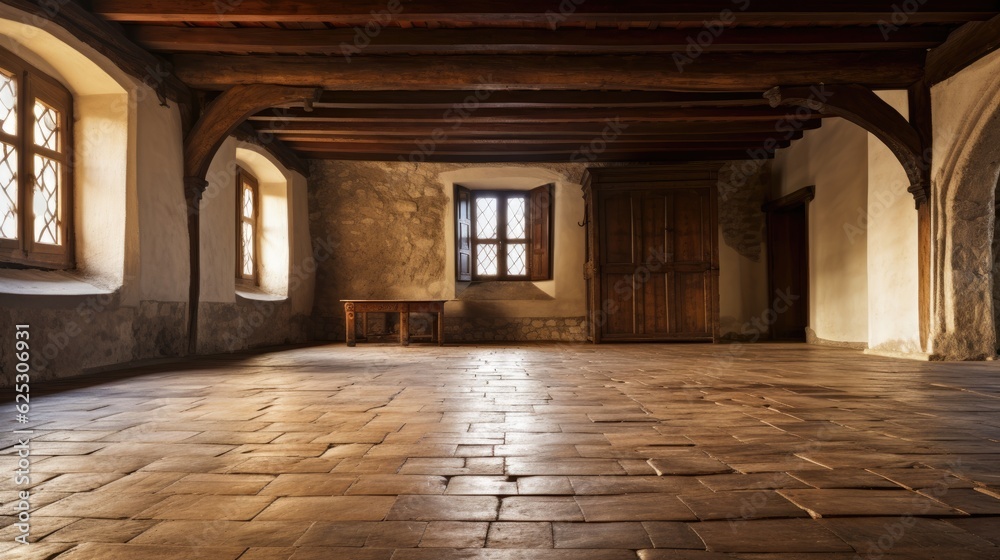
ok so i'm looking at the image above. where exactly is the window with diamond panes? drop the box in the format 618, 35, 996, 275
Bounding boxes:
455, 186, 552, 282
236, 168, 260, 285
0, 46, 74, 269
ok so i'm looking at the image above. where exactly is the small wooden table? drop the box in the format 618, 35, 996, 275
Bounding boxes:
342, 300, 446, 347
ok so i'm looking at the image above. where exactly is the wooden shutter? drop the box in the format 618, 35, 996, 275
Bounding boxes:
529, 184, 553, 281
455, 185, 472, 282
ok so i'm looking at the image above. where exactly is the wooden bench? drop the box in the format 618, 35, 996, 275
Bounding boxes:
342, 300, 446, 347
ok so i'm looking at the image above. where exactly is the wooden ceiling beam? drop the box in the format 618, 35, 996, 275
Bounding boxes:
172, 51, 926, 92
251, 120, 823, 136
926, 13, 1000, 85
295, 150, 770, 163
283, 141, 790, 154
271, 131, 807, 144
129, 24, 953, 55
91, 0, 1000, 24
247, 106, 822, 124
307, 91, 771, 109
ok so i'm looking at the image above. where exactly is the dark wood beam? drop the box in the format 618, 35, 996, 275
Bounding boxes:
171, 51, 926, 92
0, 0, 189, 102
296, 150, 769, 163
91, 0, 1000, 24
310, 91, 771, 109
926, 13, 1000, 85
248, 106, 822, 124
130, 24, 953, 55
272, 131, 807, 144
253, 120, 823, 136
185, 85, 321, 180
766, 84, 928, 206
284, 141, 789, 154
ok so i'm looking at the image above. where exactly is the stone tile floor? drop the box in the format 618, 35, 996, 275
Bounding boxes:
2, 342, 1000, 559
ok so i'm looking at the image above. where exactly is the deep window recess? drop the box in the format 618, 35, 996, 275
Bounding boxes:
455, 185, 552, 282
0, 46, 74, 270
236, 167, 260, 286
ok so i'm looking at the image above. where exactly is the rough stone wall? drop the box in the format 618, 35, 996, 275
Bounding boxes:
445, 317, 588, 342
308, 160, 595, 342
197, 300, 309, 355
308, 161, 452, 302
0, 299, 186, 386
717, 161, 770, 262
994, 193, 1000, 352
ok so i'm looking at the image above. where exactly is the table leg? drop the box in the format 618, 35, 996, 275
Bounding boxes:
400, 312, 410, 346
345, 304, 356, 347
437, 310, 445, 346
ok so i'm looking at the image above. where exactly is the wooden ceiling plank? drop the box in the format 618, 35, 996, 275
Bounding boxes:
245, 105, 822, 123
250, 120, 823, 135
283, 142, 791, 154
926, 13, 1000, 85
129, 24, 955, 54
271, 131, 806, 144
91, 0, 1000, 24
294, 150, 770, 163
172, 51, 926, 91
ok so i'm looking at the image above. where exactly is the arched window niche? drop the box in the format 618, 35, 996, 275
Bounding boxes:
0, 7, 167, 302
201, 137, 293, 303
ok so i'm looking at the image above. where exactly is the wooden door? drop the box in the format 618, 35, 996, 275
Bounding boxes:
765, 187, 813, 341
597, 187, 716, 341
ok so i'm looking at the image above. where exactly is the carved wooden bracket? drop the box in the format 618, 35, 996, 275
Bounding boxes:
184, 84, 322, 181
765, 84, 929, 207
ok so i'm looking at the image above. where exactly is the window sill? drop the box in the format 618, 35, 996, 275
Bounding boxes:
0, 268, 115, 297
236, 286, 287, 303
456, 281, 554, 301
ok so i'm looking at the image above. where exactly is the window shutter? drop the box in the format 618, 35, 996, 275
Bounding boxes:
529, 184, 553, 281
455, 185, 472, 282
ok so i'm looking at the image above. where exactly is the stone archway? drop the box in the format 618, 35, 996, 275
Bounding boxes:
930, 71, 1000, 360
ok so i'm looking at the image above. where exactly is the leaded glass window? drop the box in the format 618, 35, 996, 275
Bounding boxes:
0, 46, 74, 269
237, 168, 260, 284
471, 192, 530, 280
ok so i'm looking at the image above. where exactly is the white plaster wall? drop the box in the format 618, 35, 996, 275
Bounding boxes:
201, 137, 239, 303
73, 94, 128, 290
287, 171, 315, 315
866, 91, 922, 356
772, 118, 870, 345
718, 238, 769, 336
136, 97, 188, 303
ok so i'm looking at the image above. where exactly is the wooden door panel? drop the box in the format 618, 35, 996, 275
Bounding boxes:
600, 193, 635, 266
601, 273, 636, 336
638, 193, 668, 268
673, 271, 710, 335
640, 272, 670, 335
671, 190, 709, 264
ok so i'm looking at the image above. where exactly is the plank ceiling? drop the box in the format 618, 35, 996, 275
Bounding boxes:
88, 1, 1000, 163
